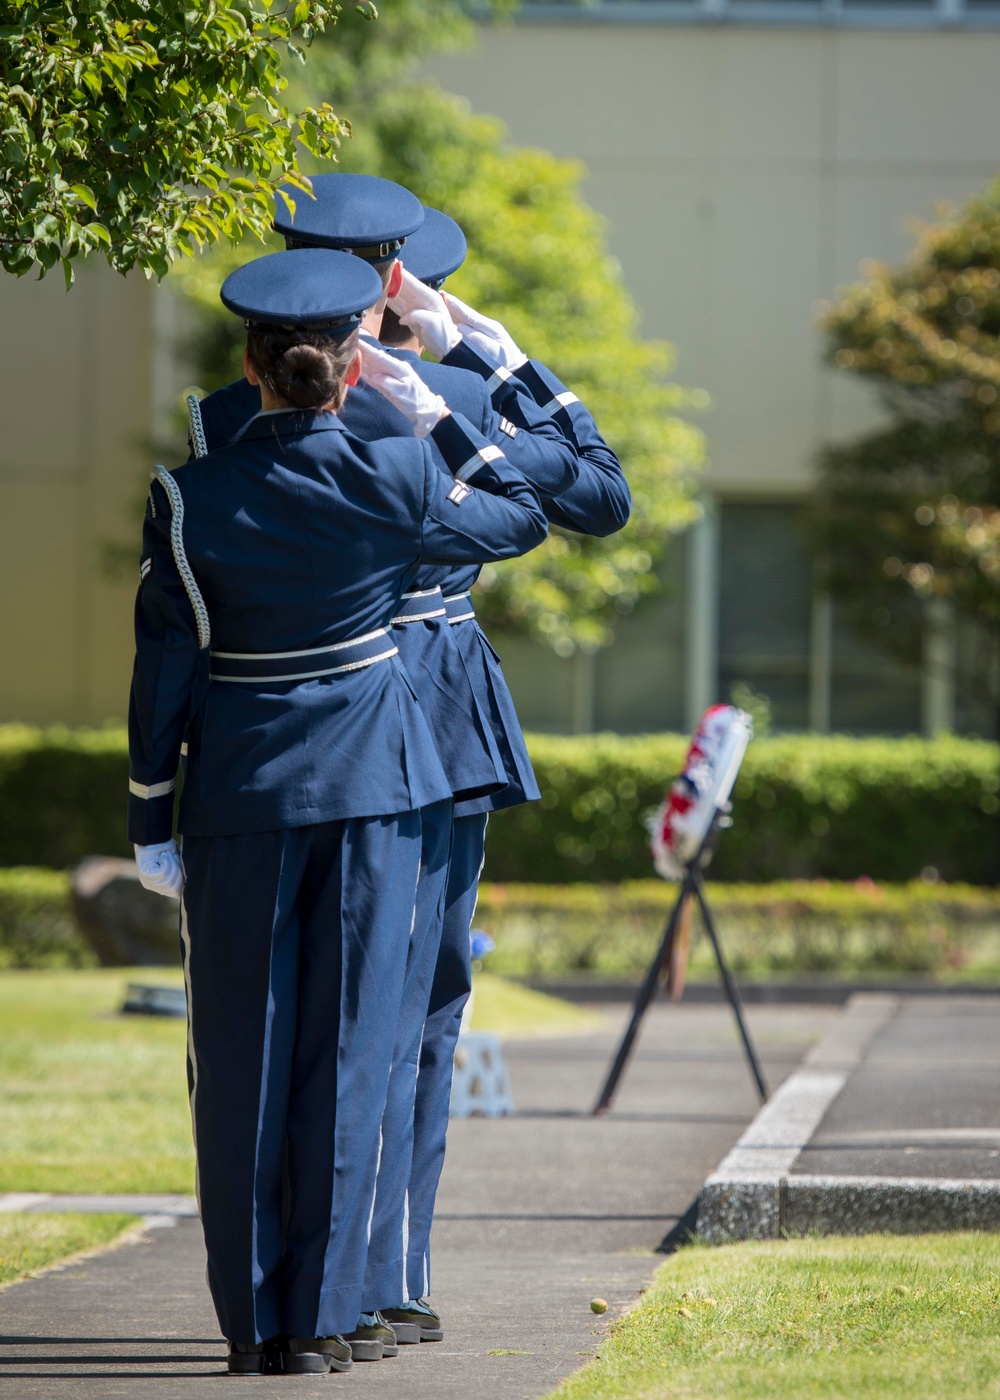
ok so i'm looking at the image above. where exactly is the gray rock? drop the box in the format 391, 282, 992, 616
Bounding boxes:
72, 857, 180, 966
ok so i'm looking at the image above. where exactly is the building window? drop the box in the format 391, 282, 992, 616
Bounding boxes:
717, 502, 813, 730
714, 500, 924, 735
829, 605, 922, 735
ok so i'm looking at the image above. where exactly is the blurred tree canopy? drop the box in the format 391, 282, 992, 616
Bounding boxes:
0, 0, 353, 285
811, 180, 1000, 722
172, 3, 706, 653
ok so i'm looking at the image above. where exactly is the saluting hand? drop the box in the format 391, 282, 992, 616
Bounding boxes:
387, 268, 461, 360
360, 340, 451, 439
442, 292, 527, 371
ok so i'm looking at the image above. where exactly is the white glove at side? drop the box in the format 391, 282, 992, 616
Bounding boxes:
387, 268, 461, 359
135, 840, 185, 898
443, 291, 527, 370
360, 341, 450, 439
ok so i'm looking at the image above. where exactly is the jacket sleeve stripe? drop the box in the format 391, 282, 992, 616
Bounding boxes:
129, 777, 177, 800
542, 391, 580, 416
455, 444, 504, 483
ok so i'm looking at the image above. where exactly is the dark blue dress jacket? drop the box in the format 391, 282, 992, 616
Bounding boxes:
193, 339, 630, 816
128, 408, 547, 844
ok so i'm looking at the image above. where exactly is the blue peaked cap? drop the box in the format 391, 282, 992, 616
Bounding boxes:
402, 207, 468, 289
220, 249, 383, 335
272, 173, 424, 260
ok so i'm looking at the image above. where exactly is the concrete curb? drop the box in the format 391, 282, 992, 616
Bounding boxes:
783, 1174, 1000, 1234
697, 993, 898, 1242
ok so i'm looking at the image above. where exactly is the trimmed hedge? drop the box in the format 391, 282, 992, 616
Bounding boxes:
476, 879, 1000, 982
0, 725, 999, 883
0, 726, 132, 869
488, 732, 1000, 884
0, 868, 92, 969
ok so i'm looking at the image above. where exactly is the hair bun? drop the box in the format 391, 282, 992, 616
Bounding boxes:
277, 342, 338, 408
245, 324, 359, 413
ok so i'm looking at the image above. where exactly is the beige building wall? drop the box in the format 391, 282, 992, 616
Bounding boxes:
425, 24, 1000, 733
425, 26, 1000, 493
0, 263, 155, 726
3, 26, 997, 731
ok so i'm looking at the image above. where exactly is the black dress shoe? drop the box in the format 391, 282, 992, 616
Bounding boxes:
342, 1312, 399, 1360
380, 1299, 444, 1342
280, 1335, 353, 1374
227, 1338, 281, 1375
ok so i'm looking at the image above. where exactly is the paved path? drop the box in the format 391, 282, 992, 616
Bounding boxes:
700, 993, 1000, 1240
793, 994, 1000, 1180
0, 1001, 834, 1398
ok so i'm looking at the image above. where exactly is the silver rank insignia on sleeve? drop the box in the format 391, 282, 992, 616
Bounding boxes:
499, 417, 519, 438
140, 557, 152, 583
447, 481, 472, 506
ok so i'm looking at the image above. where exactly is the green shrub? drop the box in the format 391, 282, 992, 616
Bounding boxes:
0, 725, 999, 884
476, 880, 1000, 982
0, 868, 92, 969
0, 726, 131, 869
487, 732, 1000, 884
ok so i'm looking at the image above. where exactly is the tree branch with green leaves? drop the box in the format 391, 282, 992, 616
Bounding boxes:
0, 0, 368, 285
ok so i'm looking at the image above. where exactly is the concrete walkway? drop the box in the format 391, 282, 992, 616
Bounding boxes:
700, 992, 1000, 1240
0, 1000, 833, 1397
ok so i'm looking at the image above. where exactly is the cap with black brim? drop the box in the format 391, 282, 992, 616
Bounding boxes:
401, 207, 468, 289
272, 173, 424, 261
220, 248, 384, 336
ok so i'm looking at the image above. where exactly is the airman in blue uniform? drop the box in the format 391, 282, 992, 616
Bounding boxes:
129, 245, 546, 1375
374, 215, 630, 1332
189, 176, 630, 1342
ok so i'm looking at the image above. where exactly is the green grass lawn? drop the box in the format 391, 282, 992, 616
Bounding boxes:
0, 1212, 138, 1288
550, 1233, 1000, 1400
472, 971, 603, 1039
0, 967, 598, 1194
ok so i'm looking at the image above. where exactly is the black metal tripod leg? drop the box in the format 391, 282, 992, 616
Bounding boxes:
592, 877, 692, 1116
692, 878, 769, 1104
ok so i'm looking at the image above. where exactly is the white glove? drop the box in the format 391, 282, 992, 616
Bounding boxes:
134, 840, 185, 899
442, 291, 527, 370
388, 267, 461, 359
360, 341, 450, 439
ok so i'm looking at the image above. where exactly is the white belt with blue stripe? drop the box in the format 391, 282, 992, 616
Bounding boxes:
390, 587, 476, 626
391, 588, 448, 625
444, 592, 475, 625
210, 628, 398, 683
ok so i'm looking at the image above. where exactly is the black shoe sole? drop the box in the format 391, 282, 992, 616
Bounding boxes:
347, 1339, 384, 1362
386, 1321, 422, 1345
282, 1353, 353, 1374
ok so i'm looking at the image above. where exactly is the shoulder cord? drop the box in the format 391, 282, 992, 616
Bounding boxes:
187, 394, 208, 460
150, 466, 211, 651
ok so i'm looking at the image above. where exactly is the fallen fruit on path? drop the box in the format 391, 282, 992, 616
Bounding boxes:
590, 1298, 608, 1314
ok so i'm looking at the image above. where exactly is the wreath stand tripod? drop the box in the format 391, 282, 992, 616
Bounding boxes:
592, 805, 769, 1116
